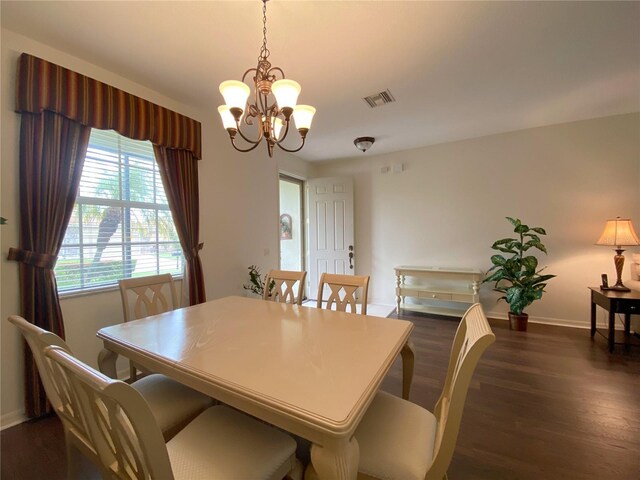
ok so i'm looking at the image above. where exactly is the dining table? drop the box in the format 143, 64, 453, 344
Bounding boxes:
97, 295, 414, 480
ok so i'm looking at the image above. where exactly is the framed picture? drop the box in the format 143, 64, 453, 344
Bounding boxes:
280, 214, 292, 240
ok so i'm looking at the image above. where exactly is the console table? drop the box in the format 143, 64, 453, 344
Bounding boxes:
589, 287, 640, 353
395, 266, 482, 317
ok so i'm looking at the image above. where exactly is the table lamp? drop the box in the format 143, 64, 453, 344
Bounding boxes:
595, 217, 640, 292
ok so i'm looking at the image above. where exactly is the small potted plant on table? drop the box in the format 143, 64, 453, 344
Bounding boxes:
484, 217, 556, 331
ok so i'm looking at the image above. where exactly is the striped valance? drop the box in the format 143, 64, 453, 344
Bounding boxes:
15, 53, 202, 159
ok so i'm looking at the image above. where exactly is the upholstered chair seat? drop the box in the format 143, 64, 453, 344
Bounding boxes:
355, 391, 437, 480
305, 303, 495, 480
45, 346, 302, 480
130, 373, 215, 441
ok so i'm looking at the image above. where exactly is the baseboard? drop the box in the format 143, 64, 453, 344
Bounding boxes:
485, 311, 635, 331
379, 301, 600, 330
1, 409, 27, 431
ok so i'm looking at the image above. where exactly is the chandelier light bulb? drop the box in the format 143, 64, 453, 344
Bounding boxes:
219, 80, 250, 112
272, 117, 285, 139
293, 105, 316, 131
217, 105, 237, 130
272, 79, 301, 111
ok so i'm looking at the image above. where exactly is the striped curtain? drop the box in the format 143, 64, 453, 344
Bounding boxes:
8, 112, 91, 417
9, 53, 204, 417
15, 54, 202, 158
154, 146, 206, 305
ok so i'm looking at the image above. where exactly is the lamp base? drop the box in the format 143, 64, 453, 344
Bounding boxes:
601, 284, 631, 292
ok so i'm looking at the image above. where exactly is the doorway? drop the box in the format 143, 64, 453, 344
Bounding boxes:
279, 174, 304, 275
306, 177, 355, 299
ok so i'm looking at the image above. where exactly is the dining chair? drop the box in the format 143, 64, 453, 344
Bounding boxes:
7, 315, 212, 465
306, 303, 495, 480
316, 272, 370, 314
45, 346, 302, 480
316, 272, 415, 400
118, 273, 179, 381
263, 269, 307, 305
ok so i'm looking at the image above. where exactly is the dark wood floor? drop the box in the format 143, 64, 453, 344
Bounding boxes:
2, 310, 639, 479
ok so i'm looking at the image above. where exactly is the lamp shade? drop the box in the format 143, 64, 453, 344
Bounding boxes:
272, 79, 301, 110
217, 105, 237, 130
595, 217, 640, 246
272, 117, 284, 139
292, 105, 316, 130
219, 81, 250, 111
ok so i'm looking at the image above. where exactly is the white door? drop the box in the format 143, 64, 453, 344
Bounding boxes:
307, 177, 355, 300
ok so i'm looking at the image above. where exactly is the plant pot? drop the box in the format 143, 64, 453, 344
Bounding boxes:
508, 312, 529, 331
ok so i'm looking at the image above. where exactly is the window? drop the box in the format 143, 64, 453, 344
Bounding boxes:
56, 129, 183, 293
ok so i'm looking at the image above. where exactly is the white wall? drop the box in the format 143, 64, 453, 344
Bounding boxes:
315, 113, 640, 326
0, 28, 311, 427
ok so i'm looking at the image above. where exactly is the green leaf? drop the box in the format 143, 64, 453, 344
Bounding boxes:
483, 270, 504, 283
521, 256, 538, 272
514, 224, 529, 234
490, 255, 507, 266
492, 238, 514, 246
524, 234, 540, 243
506, 217, 521, 228
531, 227, 547, 235
531, 274, 556, 285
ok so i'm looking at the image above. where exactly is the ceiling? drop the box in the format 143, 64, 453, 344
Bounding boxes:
2, 1, 639, 162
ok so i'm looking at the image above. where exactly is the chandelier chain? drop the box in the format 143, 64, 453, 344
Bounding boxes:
259, 0, 270, 62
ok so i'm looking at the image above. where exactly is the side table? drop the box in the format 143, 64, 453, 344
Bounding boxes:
589, 287, 640, 353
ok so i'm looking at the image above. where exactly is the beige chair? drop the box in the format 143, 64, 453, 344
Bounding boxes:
316, 273, 370, 314
45, 346, 302, 480
264, 269, 307, 305
307, 303, 495, 480
316, 272, 415, 401
7, 315, 213, 476
118, 273, 179, 381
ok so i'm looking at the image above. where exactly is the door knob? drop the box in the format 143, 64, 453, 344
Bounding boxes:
348, 245, 354, 269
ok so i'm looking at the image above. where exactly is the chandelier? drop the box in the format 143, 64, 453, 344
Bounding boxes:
217, 0, 316, 157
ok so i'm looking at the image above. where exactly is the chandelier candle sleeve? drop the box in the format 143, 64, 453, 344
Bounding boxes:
217, 0, 315, 157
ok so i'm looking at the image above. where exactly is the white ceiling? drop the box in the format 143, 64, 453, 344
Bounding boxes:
2, 1, 639, 162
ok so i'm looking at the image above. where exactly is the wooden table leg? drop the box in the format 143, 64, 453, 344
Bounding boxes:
401, 340, 415, 400
608, 310, 615, 353
624, 313, 631, 352
97, 348, 118, 379
590, 296, 596, 338
309, 437, 359, 480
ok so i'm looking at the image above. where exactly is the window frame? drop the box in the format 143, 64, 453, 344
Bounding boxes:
56, 130, 183, 296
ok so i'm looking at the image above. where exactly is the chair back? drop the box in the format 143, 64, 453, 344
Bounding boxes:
263, 270, 307, 305
7, 316, 97, 461
119, 273, 178, 322
428, 303, 495, 479
316, 273, 370, 314
45, 346, 174, 480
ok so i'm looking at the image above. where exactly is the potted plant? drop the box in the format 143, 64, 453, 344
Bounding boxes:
483, 217, 556, 331
243, 265, 275, 298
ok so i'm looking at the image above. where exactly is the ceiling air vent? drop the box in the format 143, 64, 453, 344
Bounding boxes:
363, 89, 395, 108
